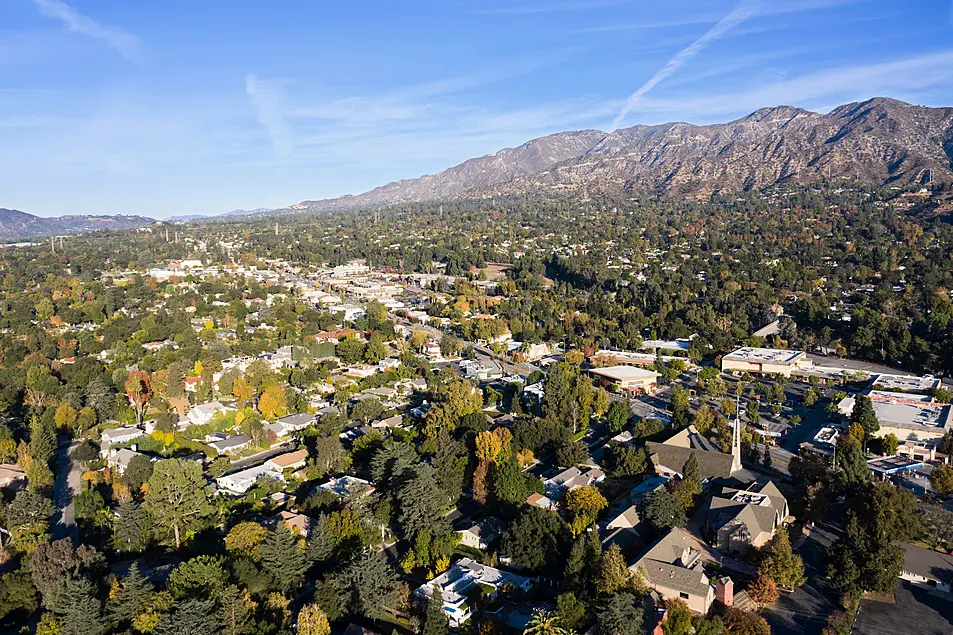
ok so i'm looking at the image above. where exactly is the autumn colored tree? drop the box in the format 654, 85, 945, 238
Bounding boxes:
232, 377, 255, 404
257, 384, 287, 421
124, 370, 151, 425
565, 485, 608, 536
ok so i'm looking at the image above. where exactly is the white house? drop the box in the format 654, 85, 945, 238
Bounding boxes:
107, 448, 144, 475
100, 426, 145, 456
186, 401, 233, 427
216, 464, 284, 495
414, 558, 532, 627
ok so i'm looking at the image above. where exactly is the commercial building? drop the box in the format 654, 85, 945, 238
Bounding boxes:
838, 391, 953, 443
721, 347, 809, 377
414, 558, 532, 627
588, 366, 660, 395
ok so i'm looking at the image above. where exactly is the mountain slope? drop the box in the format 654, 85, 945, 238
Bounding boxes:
296, 130, 605, 211
0, 209, 154, 239
293, 97, 953, 211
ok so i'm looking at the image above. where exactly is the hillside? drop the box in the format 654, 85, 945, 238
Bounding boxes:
0, 209, 154, 240
292, 97, 953, 211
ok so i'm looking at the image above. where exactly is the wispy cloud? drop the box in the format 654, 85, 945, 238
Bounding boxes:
615, 49, 953, 122
245, 74, 293, 160
611, 0, 761, 129
30, 0, 139, 59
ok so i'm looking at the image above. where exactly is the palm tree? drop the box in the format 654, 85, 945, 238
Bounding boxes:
524, 611, 568, 635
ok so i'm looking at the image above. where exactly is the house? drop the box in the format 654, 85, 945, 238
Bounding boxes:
526, 492, 556, 510
265, 449, 308, 472
186, 401, 233, 427
456, 518, 505, 551
275, 413, 316, 433
268, 510, 312, 537
414, 558, 533, 627
107, 448, 144, 475
706, 479, 789, 555
208, 434, 251, 455
314, 475, 375, 497
423, 342, 442, 360
898, 542, 953, 593
378, 358, 401, 371
335, 304, 366, 322
216, 464, 284, 495
630, 528, 716, 614
589, 366, 660, 395
100, 426, 145, 456
0, 464, 26, 490
373, 414, 404, 430
543, 466, 605, 501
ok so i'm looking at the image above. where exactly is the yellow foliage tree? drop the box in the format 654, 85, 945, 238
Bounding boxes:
258, 384, 287, 421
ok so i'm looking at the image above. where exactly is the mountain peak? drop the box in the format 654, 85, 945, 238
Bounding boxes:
287, 97, 953, 213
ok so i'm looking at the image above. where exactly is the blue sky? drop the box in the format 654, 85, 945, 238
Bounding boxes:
1, 0, 952, 219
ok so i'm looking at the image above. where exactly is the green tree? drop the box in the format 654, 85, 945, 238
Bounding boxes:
260, 523, 309, 593
596, 543, 632, 596
758, 529, 805, 590
605, 400, 632, 434
556, 592, 589, 632
661, 599, 692, 635
645, 488, 686, 532
502, 507, 571, 576
107, 563, 154, 628
422, 584, 449, 635
340, 551, 399, 620
168, 555, 228, 599
931, 463, 953, 495
595, 592, 643, 635
155, 597, 220, 635
397, 464, 450, 541
144, 459, 214, 549
851, 394, 880, 439
112, 501, 151, 552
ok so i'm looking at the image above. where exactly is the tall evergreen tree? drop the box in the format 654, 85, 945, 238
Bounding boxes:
422, 585, 449, 635
260, 523, 309, 593
107, 563, 154, 627
596, 592, 643, 635
155, 597, 221, 635
397, 464, 449, 540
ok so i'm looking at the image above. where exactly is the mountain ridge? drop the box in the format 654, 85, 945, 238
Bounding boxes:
289, 97, 953, 212
0, 209, 155, 240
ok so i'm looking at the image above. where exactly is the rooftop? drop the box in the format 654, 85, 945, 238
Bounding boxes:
723, 347, 805, 364
589, 366, 661, 381
867, 455, 924, 475
871, 373, 941, 394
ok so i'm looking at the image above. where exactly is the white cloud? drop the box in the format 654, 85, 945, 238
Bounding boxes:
30, 0, 139, 59
617, 49, 953, 122
245, 74, 293, 159
611, 0, 761, 129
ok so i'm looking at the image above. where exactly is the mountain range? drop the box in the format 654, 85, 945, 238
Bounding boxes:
5, 97, 952, 238
0, 209, 155, 240
292, 97, 953, 212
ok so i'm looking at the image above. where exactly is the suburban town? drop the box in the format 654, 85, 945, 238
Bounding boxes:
4, 1, 953, 634
2, 199, 952, 635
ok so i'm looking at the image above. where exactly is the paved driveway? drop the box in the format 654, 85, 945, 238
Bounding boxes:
51, 438, 81, 543
762, 523, 841, 635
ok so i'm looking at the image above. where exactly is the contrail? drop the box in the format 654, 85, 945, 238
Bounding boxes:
611, 0, 760, 130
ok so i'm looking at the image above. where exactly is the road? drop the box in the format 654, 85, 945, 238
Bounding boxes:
52, 438, 81, 543
227, 443, 294, 472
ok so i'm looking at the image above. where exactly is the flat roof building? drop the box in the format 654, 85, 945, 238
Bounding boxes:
721, 347, 809, 377
838, 391, 953, 442
588, 366, 660, 395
